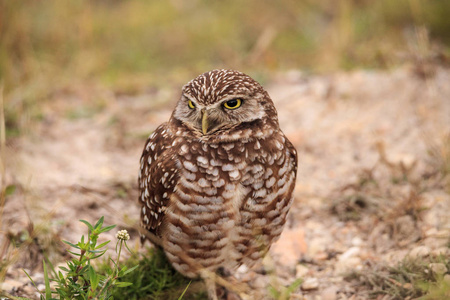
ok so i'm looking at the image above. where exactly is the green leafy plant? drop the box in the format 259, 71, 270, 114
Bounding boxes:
24, 216, 138, 300
103, 246, 204, 300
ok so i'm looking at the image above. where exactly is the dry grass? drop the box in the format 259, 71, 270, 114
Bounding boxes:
330, 135, 450, 250
1, 0, 450, 137
345, 255, 450, 299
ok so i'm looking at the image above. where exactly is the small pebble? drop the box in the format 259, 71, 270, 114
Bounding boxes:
321, 285, 338, 300
431, 247, 450, 256
444, 274, 450, 284
339, 247, 360, 261
296, 264, 309, 278
408, 246, 430, 258
301, 277, 319, 291
429, 263, 447, 275
0, 279, 23, 292
424, 228, 438, 237
33, 273, 44, 281
351, 237, 363, 247
251, 276, 267, 289
22, 284, 37, 296
390, 153, 416, 170
336, 257, 362, 273
236, 264, 249, 274
315, 252, 329, 261
226, 292, 242, 300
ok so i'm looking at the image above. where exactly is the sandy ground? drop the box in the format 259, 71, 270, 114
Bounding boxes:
1, 66, 449, 299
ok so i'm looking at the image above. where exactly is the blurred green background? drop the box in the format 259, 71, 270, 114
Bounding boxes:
1, 0, 449, 136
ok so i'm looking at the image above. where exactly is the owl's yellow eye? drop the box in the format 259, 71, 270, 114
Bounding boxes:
223, 99, 242, 110
188, 100, 195, 109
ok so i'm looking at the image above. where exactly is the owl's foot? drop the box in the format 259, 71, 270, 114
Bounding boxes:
201, 269, 250, 300
216, 285, 242, 300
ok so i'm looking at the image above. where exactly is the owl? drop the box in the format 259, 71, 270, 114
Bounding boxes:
138, 69, 297, 299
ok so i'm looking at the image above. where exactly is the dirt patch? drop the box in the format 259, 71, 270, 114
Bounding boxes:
2, 67, 449, 299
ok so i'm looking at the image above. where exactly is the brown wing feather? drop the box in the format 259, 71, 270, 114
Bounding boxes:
237, 132, 297, 266
138, 123, 179, 238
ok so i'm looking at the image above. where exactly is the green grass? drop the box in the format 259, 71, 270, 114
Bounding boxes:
98, 247, 206, 300
0, 215, 206, 300
26, 217, 140, 300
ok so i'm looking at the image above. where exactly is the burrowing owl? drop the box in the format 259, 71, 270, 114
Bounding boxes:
138, 69, 297, 299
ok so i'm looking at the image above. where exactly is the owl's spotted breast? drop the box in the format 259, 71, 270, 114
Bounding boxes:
139, 118, 297, 277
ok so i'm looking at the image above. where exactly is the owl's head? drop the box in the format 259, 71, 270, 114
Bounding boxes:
172, 69, 277, 136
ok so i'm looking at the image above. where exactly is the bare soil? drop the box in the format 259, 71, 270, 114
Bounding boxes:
1, 66, 449, 299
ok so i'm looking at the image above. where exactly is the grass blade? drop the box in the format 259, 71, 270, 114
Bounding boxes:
23, 268, 44, 298
43, 260, 52, 299
178, 281, 191, 300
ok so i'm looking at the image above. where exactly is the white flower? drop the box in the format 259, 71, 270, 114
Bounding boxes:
116, 229, 130, 241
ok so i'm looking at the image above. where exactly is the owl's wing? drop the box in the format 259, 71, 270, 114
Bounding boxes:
138, 123, 179, 240
241, 133, 298, 214
238, 133, 297, 265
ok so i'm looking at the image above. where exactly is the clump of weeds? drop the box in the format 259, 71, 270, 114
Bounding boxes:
345, 254, 450, 299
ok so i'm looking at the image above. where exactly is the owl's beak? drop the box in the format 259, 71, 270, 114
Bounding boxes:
201, 109, 208, 135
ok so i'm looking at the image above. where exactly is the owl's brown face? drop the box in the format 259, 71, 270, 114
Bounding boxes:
172, 69, 275, 136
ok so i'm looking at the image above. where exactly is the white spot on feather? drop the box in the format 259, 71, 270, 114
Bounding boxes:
254, 188, 267, 198
180, 144, 188, 154
222, 164, 234, 171
229, 170, 239, 180
266, 177, 276, 188
183, 161, 198, 172
197, 156, 208, 165
198, 178, 209, 188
